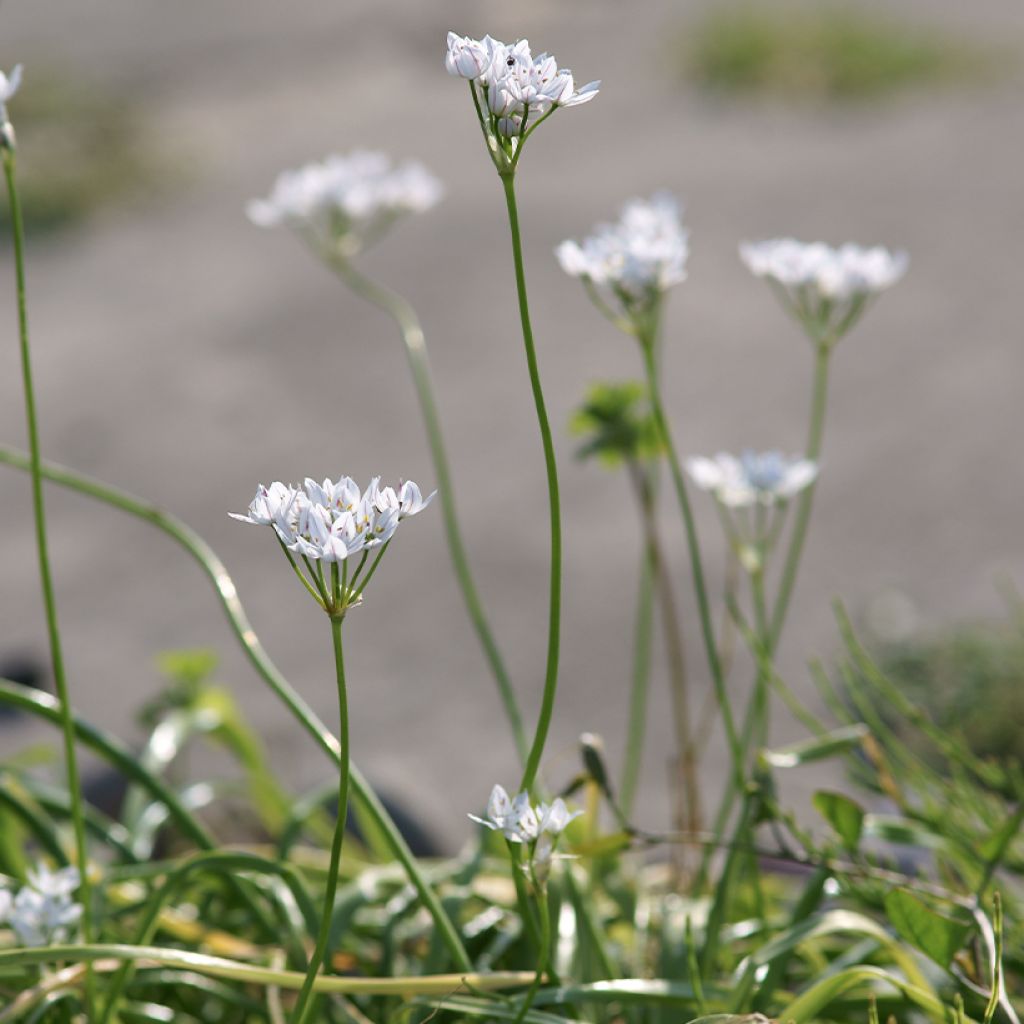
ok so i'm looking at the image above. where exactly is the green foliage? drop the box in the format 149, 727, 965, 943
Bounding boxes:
683, 3, 999, 103
884, 888, 972, 970
812, 790, 865, 851
0, 68, 163, 237
570, 380, 662, 467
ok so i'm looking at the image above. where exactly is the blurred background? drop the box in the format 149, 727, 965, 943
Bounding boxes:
1, 0, 1022, 848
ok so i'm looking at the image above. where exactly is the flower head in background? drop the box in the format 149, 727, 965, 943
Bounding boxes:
0, 865, 82, 947
231, 475, 433, 618
557, 192, 688, 337
687, 451, 817, 510
0, 64, 23, 148
740, 238, 907, 345
446, 32, 598, 172
248, 150, 443, 258
469, 784, 581, 867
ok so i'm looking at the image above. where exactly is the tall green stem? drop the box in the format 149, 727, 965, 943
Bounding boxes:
326, 258, 527, 764
0, 446, 473, 973
511, 885, 551, 1024
639, 340, 744, 791
769, 343, 831, 647
291, 617, 351, 1024
500, 174, 562, 796
3, 148, 93, 1012
620, 545, 654, 817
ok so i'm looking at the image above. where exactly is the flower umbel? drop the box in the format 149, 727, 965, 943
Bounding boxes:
248, 150, 443, 259
558, 192, 689, 332
469, 784, 581, 863
687, 451, 817, 511
231, 475, 434, 618
0, 865, 83, 947
740, 238, 907, 344
0, 64, 23, 149
446, 32, 599, 173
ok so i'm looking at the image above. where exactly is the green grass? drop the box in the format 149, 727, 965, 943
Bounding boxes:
1, 68, 164, 236
683, 2, 1001, 103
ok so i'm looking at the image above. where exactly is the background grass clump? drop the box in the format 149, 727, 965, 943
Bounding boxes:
683, 2, 998, 103
0, 68, 162, 237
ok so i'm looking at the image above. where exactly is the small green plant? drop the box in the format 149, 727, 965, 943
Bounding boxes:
683, 2, 998, 103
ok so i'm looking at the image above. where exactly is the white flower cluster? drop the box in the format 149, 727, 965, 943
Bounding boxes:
469, 784, 581, 863
557, 192, 689, 309
248, 151, 443, 253
0, 64, 22, 146
740, 239, 907, 338
446, 31, 598, 144
231, 476, 433, 564
0, 865, 82, 947
686, 451, 817, 509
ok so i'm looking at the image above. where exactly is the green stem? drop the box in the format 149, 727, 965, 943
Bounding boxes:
620, 543, 655, 817
769, 343, 831, 647
511, 885, 551, 1024
500, 174, 562, 796
291, 618, 352, 1024
326, 259, 527, 764
0, 447, 473, 973
749, 568, 771, 752
2, 147, 93, 1013
639, 339, 743, 790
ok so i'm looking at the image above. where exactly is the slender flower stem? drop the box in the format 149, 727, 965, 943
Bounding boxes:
3, 148, 94, 1012
0, 446, 473, 973
511, 884, 551, 1024
326, 258, 527, 764
769, 342, 831, 647
638, 338, 744, 791
500, 173, 562, 796
749, 568, 771, 751
620, 544, 655, 817
291, 617, 351, 1024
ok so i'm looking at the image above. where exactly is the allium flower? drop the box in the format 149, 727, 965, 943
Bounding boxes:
231, 475, 433, 617
558, 193, 688, 332
469, 785, 581, 853
446, 32, 598, 169
0, 865, 83, 947
248, 151, 443, 257
686, 451, 817, 510
740, 238, 907, 342
0, 64, 22, 147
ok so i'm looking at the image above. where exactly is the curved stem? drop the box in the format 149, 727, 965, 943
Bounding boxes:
639, 340, 744, 791
0, 447, 473, 973
500, 174, 562, 796
2, 148, 93, 1011
291, 618, 351, 1024
769, 344, 831, 647
326, 258, 527, 764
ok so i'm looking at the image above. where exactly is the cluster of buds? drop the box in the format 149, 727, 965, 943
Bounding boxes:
248, 150, 443, 258
740, 238, 908, 345
687, 451, 818, 570
0, 64, 22, 150
557, 192, 689, 333
469, 784, 581, 870
0, 865, 82, 947
231, 476, 433, 617
446, 32, 598, 171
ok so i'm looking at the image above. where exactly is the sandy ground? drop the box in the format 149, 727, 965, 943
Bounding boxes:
1, 0, 1022, 848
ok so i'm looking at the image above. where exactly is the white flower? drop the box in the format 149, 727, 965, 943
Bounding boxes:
686, 451, 818, 509
0, 64, 22, 145
740, 239, 907, 340
447, 32, 598, 167
248, 150, 443, 254
558, 193, 689, 319
468, 786, 579, 853
2, 865, 82, 947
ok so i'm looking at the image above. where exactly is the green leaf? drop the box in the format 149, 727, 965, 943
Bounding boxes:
813, 790, 865, 850
884, 888, 972, 969
762, 724, 868, 767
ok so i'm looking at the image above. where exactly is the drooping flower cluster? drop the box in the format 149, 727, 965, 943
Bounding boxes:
446, 32, 598, 168
557, 192, 689, 327
686, 451, 817, 510
0, 865, 82, 947
740, 238, 907, 342
0, 64, 22, 148
469, 784, 581, 865
248, 151, 443, 256
231, 476, 433, 616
